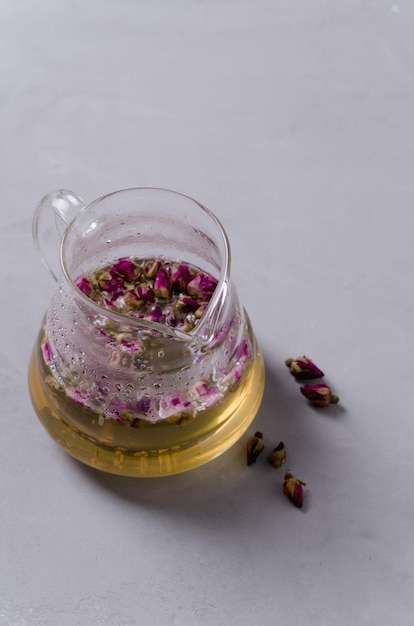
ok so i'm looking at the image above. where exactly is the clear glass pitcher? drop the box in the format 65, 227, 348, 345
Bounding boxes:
28, 188, 265, 476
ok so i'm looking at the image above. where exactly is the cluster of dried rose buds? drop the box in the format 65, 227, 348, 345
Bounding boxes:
246, 433, 305, 507
75, 256, 218, 333
286, 356, 339, 407
246, 433, 287, 469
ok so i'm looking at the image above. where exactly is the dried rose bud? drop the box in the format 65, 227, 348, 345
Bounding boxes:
111, 257, 141, 282
246, 431, 265, 466
159, 395, 192, 419
267, 442, 286, 469
285, 356, 324, 380
187, 272, 217, 300
164, 305, 178, 327
283, 471, 306, 508
41, 340, 53, 364
179, 296, 200, 312
137, 284, 155, 304
192, 381, 224, 408
106, 397, 134, 420
235, 336, 251, 361
172, 263, 193, 290
194, 304, 205, 319
144, 305, 163, 323
300, 383, 339, 407
221, 363, 243, 388
144, 259, 161, 279
182, 316, 195, 332
124, 290, 142, 309
98, 272, 124, 295
154, 267, 172, 299
75, 275, 93, 296
103, 297, 116, 309
136, 395, 152, 415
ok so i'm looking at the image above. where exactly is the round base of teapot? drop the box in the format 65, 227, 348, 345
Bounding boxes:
28, 342, 265, 477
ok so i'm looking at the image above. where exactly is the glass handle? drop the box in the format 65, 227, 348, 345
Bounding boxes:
33, 189, 86, 281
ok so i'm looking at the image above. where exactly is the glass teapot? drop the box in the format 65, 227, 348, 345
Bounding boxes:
28, 188, 264, 477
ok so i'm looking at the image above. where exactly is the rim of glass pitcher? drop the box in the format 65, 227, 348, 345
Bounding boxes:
59, 187, 231, 342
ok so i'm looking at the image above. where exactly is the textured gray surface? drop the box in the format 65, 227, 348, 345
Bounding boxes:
1, 1, 414, 624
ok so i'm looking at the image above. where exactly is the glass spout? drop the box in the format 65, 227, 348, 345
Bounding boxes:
186, 275, 230, 350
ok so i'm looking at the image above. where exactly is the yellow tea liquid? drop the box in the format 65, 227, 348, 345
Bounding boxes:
28, 332, 265, 477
